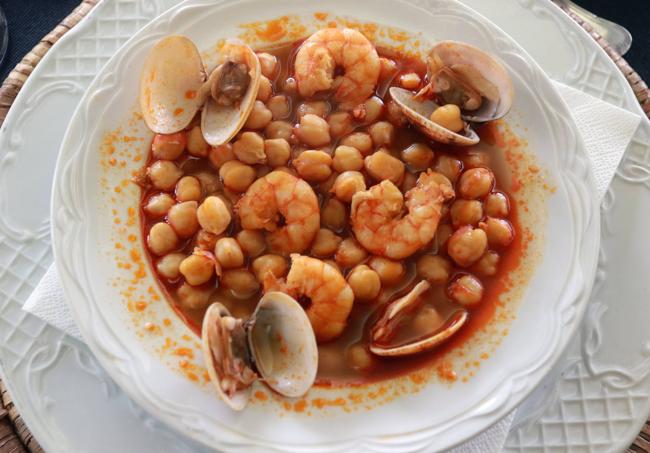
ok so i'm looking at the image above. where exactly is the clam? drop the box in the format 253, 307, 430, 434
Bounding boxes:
390, 87, 480, 146
140, 36, 261, 146
201, 292, 318, 410
140, 35, 206, 135
370, 281, 468, 357
427, 41, 514, 123
390, 41, 513, 146
201, 42, 261, 146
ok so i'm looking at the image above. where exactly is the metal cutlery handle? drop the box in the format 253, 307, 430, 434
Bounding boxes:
555, 0, 633, 55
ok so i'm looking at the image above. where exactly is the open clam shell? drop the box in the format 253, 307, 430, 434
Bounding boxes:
139, 35, 206, 134
201, 41, 261, 146
370, 281, 468, 357
249, 292, 318, 397
390, 87, 479, 146
429, 41, 514, 123
201, 292, 318, 410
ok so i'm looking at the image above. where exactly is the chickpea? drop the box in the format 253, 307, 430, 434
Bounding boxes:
327, 111, 354, 138
257, 52, 278, 78
214, 237, 245, 269
367, 121, 395, 147
379, 57, 398, 80
147, 222, 178, 255
332, 145, 363, 172
450, 200, 483, 227
412, 306, 444, 335
179, 253, 214, 286
480, 218, 514, 248
296, 100, 329, 119
447, 225, 488, 267
458, 167, 495, 199
340, 132, 373, 156
144, 193, 174, 218
235, 229, 266, 258
148, 160, 182, 191
264, 95, 290, 120
221, 269, 260, 299
362, 96, 385, 124
416, 255, 451, 285
321, 198, 347, 232
346, 343, 373, 370
484, 192, 510, 218
400, 72, 421, 90
335, 237, 368, 268
473, 250, 499, 276
252, 254, 288, 282
430, 104, 464, 133
462, 148, 491, 169
217, 192, 236, 214
219, 160, 256, 192
434, 155, 463, 183
175, 176, 201, 202
263, 138, 290, 167
352, 96, 384, 123
197, 196, 231, 234
368, 256, 405, 286
401, 171, 417, 192
152, 132, 186, 160
331, 171, 366, 203
364, 150, 405, 184
311, 228, 342, 257
448, 274, 484, 306
195, 229, 219, 251
156, 253, 186, 280
401, 143, 434, 171
347, 265, 381, 302
386, 99, 408, 127
177, 282, 212, 310
167, 201, 199, 237
186, 126, 209, 157
256, 75, 272, 102
194, 171, 222, 196
243, 101, 272, 130
295, 114, 331, 147
232, 131, 266, 164
283, 77, 298, 93
293, 150, 332, 182
434, 223, 454, 253
263, 121, 291, 142
208, 143, 235, 169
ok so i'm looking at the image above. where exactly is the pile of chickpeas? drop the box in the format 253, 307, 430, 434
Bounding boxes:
142, 48, 515, 323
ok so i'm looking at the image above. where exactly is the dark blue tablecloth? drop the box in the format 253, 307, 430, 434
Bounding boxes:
1, 0, 648, 94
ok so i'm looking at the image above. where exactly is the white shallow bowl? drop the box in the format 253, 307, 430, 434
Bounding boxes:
51, 0, 600, 451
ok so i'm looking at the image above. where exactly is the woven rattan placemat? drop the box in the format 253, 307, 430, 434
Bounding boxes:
0, 1, 648, 452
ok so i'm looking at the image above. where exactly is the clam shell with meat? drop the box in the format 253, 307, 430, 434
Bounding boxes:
370, 281, 468, 357
139, 36, 261, 146
391, 40, 514, 146
201, 292, 318, 410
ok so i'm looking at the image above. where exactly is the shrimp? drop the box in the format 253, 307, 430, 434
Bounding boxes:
274, 254, 354, 342
351, 170, 455, 260
294, 28, 380, 108
236, 170, 320, 255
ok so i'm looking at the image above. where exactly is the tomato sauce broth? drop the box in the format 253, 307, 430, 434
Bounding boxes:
140, 39, 523, 386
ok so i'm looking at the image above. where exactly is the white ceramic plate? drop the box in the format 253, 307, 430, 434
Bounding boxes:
1, 0, 647, 451
49, 0, 598, 450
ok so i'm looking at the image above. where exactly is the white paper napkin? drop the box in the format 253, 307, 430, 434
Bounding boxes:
22, 81, 641, 452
